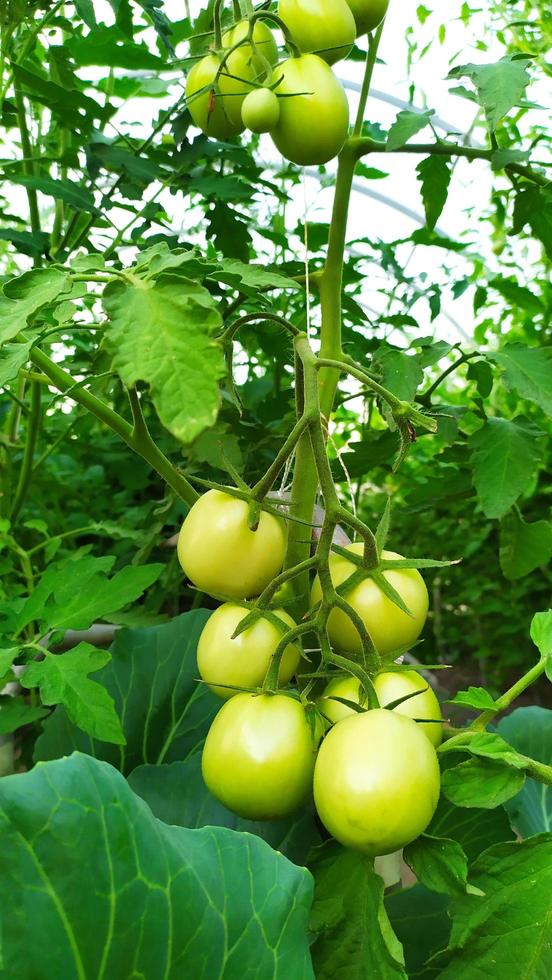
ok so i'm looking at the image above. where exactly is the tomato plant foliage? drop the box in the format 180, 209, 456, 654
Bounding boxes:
0, 0, 551, 977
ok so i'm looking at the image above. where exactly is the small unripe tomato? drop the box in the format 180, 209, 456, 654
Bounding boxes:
319, 669, 443, 746
310, 547, 428, 659
313, 708, 440, 854
278, 0, 356, 65
202, 693, 318, 819
178, 489, 287, 600
345, 0, 390, 36
269, 54, 350, 166
197, 603, 300, 699
241, 87, 281, 133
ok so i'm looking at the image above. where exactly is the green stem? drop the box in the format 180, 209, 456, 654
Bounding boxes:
470, 658, 548, 730
10, 381, 41, 522
13, 80, 41, 253
418, 351, 477, 405
329, 652, 380, 709
353, 21, 385, 137
26, 344, 199, 507
251, 416, 311, 501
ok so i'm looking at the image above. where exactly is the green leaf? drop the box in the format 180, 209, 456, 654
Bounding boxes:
489, 344, 552, 415
21, 644, 124, 744
309, 841, 406, 979
448, 56, 531, 130
441, 757, 525, 809
207, 259, 299, 296
530, 610, 552, 658
446, 686, 497, 711
16, 554, 163, 633
436, 836, 552, 979
499, 509, 552, 580
0, 267, 70, 343
427, 796, 515, 862
34, 611, 219, 775
0, 228, 50, 257
13, 64, 106, 129
0, 753, 315, 980
385, 885, 450, 980
128, 755, 321, 865
404, 834, 483, 897
103, 278, 225, 444
469, 416, 543, 519
373, 347, 424, 401
0, 340, 32, 386
512, 186, 552, 260
0, 696, 49, 735
467, 359, 493, 397
67, 26, 165, 68
7, 175, 98, 213
498, 707, 552, 836
489, 278, 544, 314
386, 109, 434, 151
416, 156, 452, 230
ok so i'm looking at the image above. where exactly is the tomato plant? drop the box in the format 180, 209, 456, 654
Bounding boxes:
202, 693, 318, 819
0, 0, 551, 976
313, 709, 441, 854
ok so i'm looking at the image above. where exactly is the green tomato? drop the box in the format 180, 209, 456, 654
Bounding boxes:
185, 53, 245, 139
313, 708, 440, 854
310, 547, 428, 659
202, 693, 318, 819
241, 87, 281, 133
278, 0, 356, 65
345, 0, 389, 36
197, 603, 300, 699
270, 54, 350, 166
177, 489, 287, 600
222, 20, 279, 80
319, 669, 443, 746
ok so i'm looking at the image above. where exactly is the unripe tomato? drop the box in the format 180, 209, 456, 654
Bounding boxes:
310, 547, 428, 659
345, 0, 389, 36
185, 53, 245, 139
270, 55, 350, 165
222, 20, 279, 79
278, 0, 356, 65
313, 708, 440, 854
202, 693, 318, 819
197, 603, 300, 699
178, 489, 287, 600
241, 87, 281, 133
319, 669, 443, 746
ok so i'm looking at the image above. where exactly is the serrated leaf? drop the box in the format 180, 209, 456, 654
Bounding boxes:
416, 156, 452, 231
0, 268, 70, 343
309, 841, 406, 979
427, 795, 515, 861
207, 259, 299, 296
21, 644, 124, 744
489, 278, 544, 315
8, 175, 98, 213
373, 347, 424, 401
441, 757, 525, 809
466, 359, 493, 397
404, 834, 483, 898
436, 836, 552, 979
386, 109, 434, 151
500, 510, 552, 580
498, 707, 552, 836
68, 26, 165, 68
469, 416, 542, 519
34, 611, 219, 775
512, 186, 552, 260
0, 340, 32, 385
448, 56, 531, 130
489, 345, 552, 415
103, 277, 225, 444
530, 610, 552, 659
0, 753, 314, 980
447, 686, 497, 711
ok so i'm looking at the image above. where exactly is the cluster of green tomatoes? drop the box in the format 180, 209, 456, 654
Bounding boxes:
186, 0, 390, 166
178, 488, 443, 857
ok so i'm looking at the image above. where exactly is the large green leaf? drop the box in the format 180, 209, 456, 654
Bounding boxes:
404, 835, 483, 898
34, 611, 219, 774
437, 836, 552, 978
309, 841, 407, 979
128, 754, 321, 864
21, 644, 124, 744
448, 56, 531, 130
7, 175, 98, 213
386, 109, 434, 150
0, 753, 315, 980
489, 345, 552, 416
497, 707, 552, 837
469, 416, 543, 519
385, 885, 450, 979
426, 796, 515, 861
499, 509, 552, 580
0, 267, 70, 343
441, 756, 525, 808
103, 277, 225, 443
